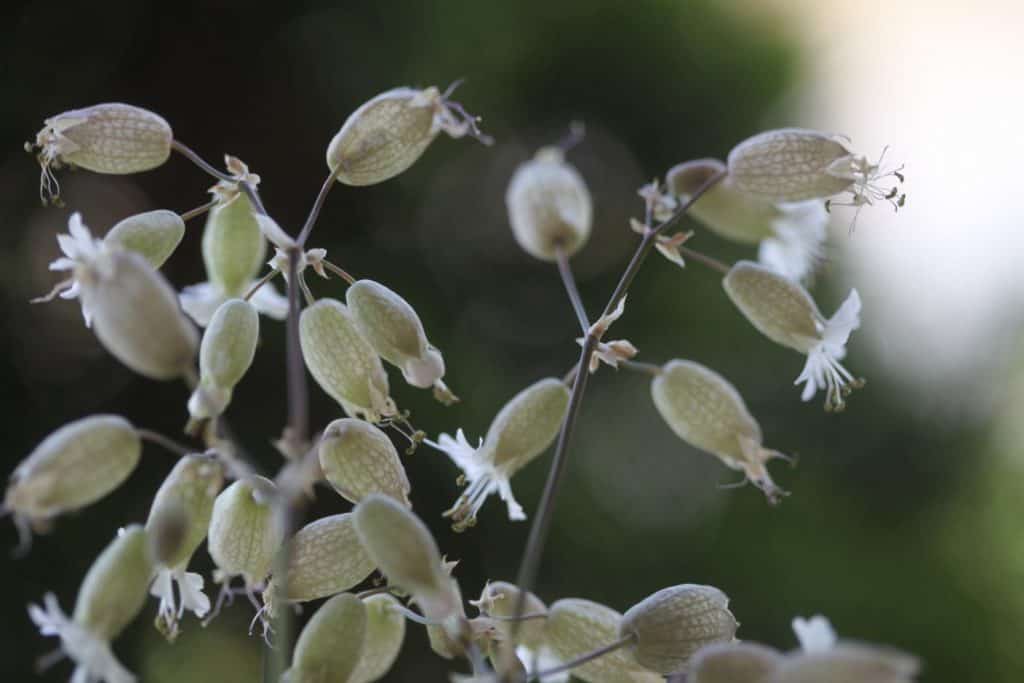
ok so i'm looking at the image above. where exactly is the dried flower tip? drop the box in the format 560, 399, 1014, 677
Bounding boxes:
207, 477, 283, 589
103, 209, 185, 269
319, 418, 412, 506
689, 642, 782, 683
267, 513, 375, 608
350, 593, 407, 683
268, 246, 326, 281
620, 584, 739, 674
651, 360, 790, 503
300, 299, 396, 422
723, 261, 864, 411
506, 146, 593, 261
5, 415, 140, 544
284, 593, 367, 683
30, 526, 154, 683
667, 159, 826, 284
432, 377, 570, 529
630, 218, 694, 271
580, 338, 638, 373
353, 494, 460, 621
327, 84, 491, 187
210, 155, 262, 201
30, 103, 172, 204
727, 129, 906, 214
545, 598, 663, 683
187, 299, 259, 421
474, 581, 548, 651
347, 279, 449, 390
202, 191, 267, 295
638, 179, 678, 222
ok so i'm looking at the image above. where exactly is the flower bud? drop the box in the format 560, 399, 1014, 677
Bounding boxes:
353, 494, 460, 621
273, 513, 376, 604
346, 279, 448, 390
202, 192, 267, 295
207, 477, 283, 588
545, 598, 662, 683
103, 209, 185, 268
188, 299, 259, 421
773, 644, 920, 683
651, 360, 788, 503
81, 249, 198, 379
726, 129, 857, 202
327, 86, 490, 186
285, 593, 367, 683
4, 415, 140, 532
475, 581, 547, 651
31, 103, 172, 203
145, 454, 223, 571
619, 584, 738, 674
350, 593, 407, 683
436, 377, 570, 529
689, 642, 782, 683
318, 419, 411, 505
506, 147, 592, 261
300, 299, 395, 422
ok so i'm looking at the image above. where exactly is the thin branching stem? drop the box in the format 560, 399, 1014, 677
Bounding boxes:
136, 429, 193, 457
244, 269, 280, 302
321, 258, 357, 285
619, 359, 664, 377
555, 245, 590, 334
179, 199, 218, 222
677, 243, 731, 275
525, 634, 635, 681
170, 140, 234, 182
297, 167, 341, 246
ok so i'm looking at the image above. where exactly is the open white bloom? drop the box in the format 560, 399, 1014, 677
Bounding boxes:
792, 615, 837, 653
30, 593, 136, 683
35, 213, 112, 326
430, 377, 570, 530
179, 279, 287, 327
724, 261, 863, 411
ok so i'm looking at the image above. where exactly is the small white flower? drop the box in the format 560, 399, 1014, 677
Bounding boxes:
793, 288, 862, 410
436, 429, 524, 523
179, 280, 287, 327
757, 201, 828, 284
150, 567, 211, 638
792, 615, 837, 653
29, 593, 136, 683
33, 213, 113, 326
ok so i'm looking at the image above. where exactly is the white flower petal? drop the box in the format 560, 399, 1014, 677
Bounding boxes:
250, 279, 288, 320
793, 615, 838, 653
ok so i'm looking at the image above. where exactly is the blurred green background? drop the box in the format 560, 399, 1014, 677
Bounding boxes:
2, 1, 1022, 681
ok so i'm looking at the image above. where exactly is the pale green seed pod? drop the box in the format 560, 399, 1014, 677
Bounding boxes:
477, 581, 547, 651
74, 525, 155, 640
145, 454, 223, 570
545, 599, 663, 683
4, 415, 140, 527
319, 418, 411, 506
79, 250, 198, 379
188, 299, 259, 420
275, 513, 376, 603
651, 360, 786, 503
619, 584, 738, 674
103, 209, 185, 268
506, 147, 592, 261
353, 494, 460, 620
727, 128, 855, 202
771, 644, 920, 683
207, 477, 282, 587
350, 594, 407, 683
690, 642, 782, 683
202, 192, 267, 295
346, 279, 446, 389
667, 159, 776, 244
300, 299, 395, 422
723, 261, 821, 353
285, 593, 367, 683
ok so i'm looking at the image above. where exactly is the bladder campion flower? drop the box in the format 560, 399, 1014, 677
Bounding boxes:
29, 103, 172, 205
327, 84, 492, 186
283, 593, 367, 683
29, 526, 155, 683
187, 299, 260, 422
350, 593, 407, 683
723, 261, 864, 411
430, 377, 570, 530
207, 476, 283, 595
102, 209, 185, 269
689, 642, 783, 683
318, 418, 412, 506
652, 360, 790, 503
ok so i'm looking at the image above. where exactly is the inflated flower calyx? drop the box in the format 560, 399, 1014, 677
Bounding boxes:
29, 526, 155, 683
145, 453, 223, 635
666, 159, 826, 284
506, 146, 592, 261
723, 261, 864, 411
283, 593, 367, 683
202, 190, 267, 295
350, 593, 407, 683
346, 279, 453, 397
651, 360, 790, 503
103, 209, 185, 269
300, 298, 396, 422
434, 377, 570, 530
207, 476, 283, 590
545, 599, 663, 683
475, 581, 547, 651
265, 513, 376, 610
30, 103, 173, 204
726, 128, 905, 213
4, 415, 140, 541
187, 299, 260, 421
326, 85, 491, 186
352, 494, 460, 621
689, 642, 783, 683
318, 418, 411, 505
619, 584, 738, 674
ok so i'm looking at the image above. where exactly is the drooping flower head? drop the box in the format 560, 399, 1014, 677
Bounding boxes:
34, 213, 113, 326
